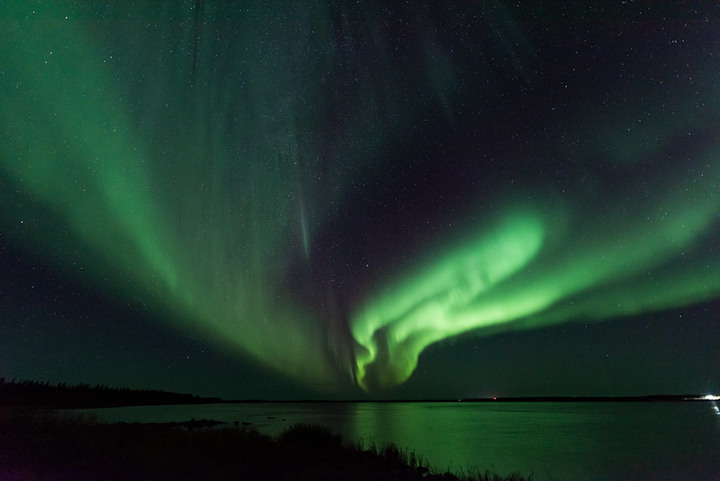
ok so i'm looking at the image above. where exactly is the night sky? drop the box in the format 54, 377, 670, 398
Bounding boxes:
1, 1, 719, 400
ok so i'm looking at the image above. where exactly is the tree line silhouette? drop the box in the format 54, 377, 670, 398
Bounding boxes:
0, 377, 221, 408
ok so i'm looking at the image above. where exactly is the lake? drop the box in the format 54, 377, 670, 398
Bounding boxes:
72, 401, 720, 481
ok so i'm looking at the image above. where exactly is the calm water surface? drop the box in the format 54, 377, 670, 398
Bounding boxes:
74, 401, 720, 481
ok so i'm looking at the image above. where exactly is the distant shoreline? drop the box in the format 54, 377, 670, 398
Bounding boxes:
217, 394, 715, 404
1, 378, 714, 409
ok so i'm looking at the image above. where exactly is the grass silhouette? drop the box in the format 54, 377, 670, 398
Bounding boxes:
0, 407, 533, 481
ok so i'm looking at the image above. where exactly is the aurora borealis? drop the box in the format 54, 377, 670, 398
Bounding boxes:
1, 2, 719, 398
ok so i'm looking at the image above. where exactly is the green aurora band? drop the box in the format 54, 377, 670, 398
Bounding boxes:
353, 155, 720, 389
1, 2, 719, 392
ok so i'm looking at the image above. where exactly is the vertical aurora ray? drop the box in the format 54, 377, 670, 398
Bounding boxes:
0, 1, 344, 387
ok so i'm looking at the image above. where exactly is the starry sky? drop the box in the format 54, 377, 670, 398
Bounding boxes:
1, 1, 719, 400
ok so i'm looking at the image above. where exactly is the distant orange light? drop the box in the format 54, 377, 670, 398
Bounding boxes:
493, 397, 497, 400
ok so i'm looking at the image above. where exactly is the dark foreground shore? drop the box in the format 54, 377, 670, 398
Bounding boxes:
0, 408, 531, 481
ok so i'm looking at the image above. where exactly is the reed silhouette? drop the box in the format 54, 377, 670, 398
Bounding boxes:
0, 409, 533, 481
